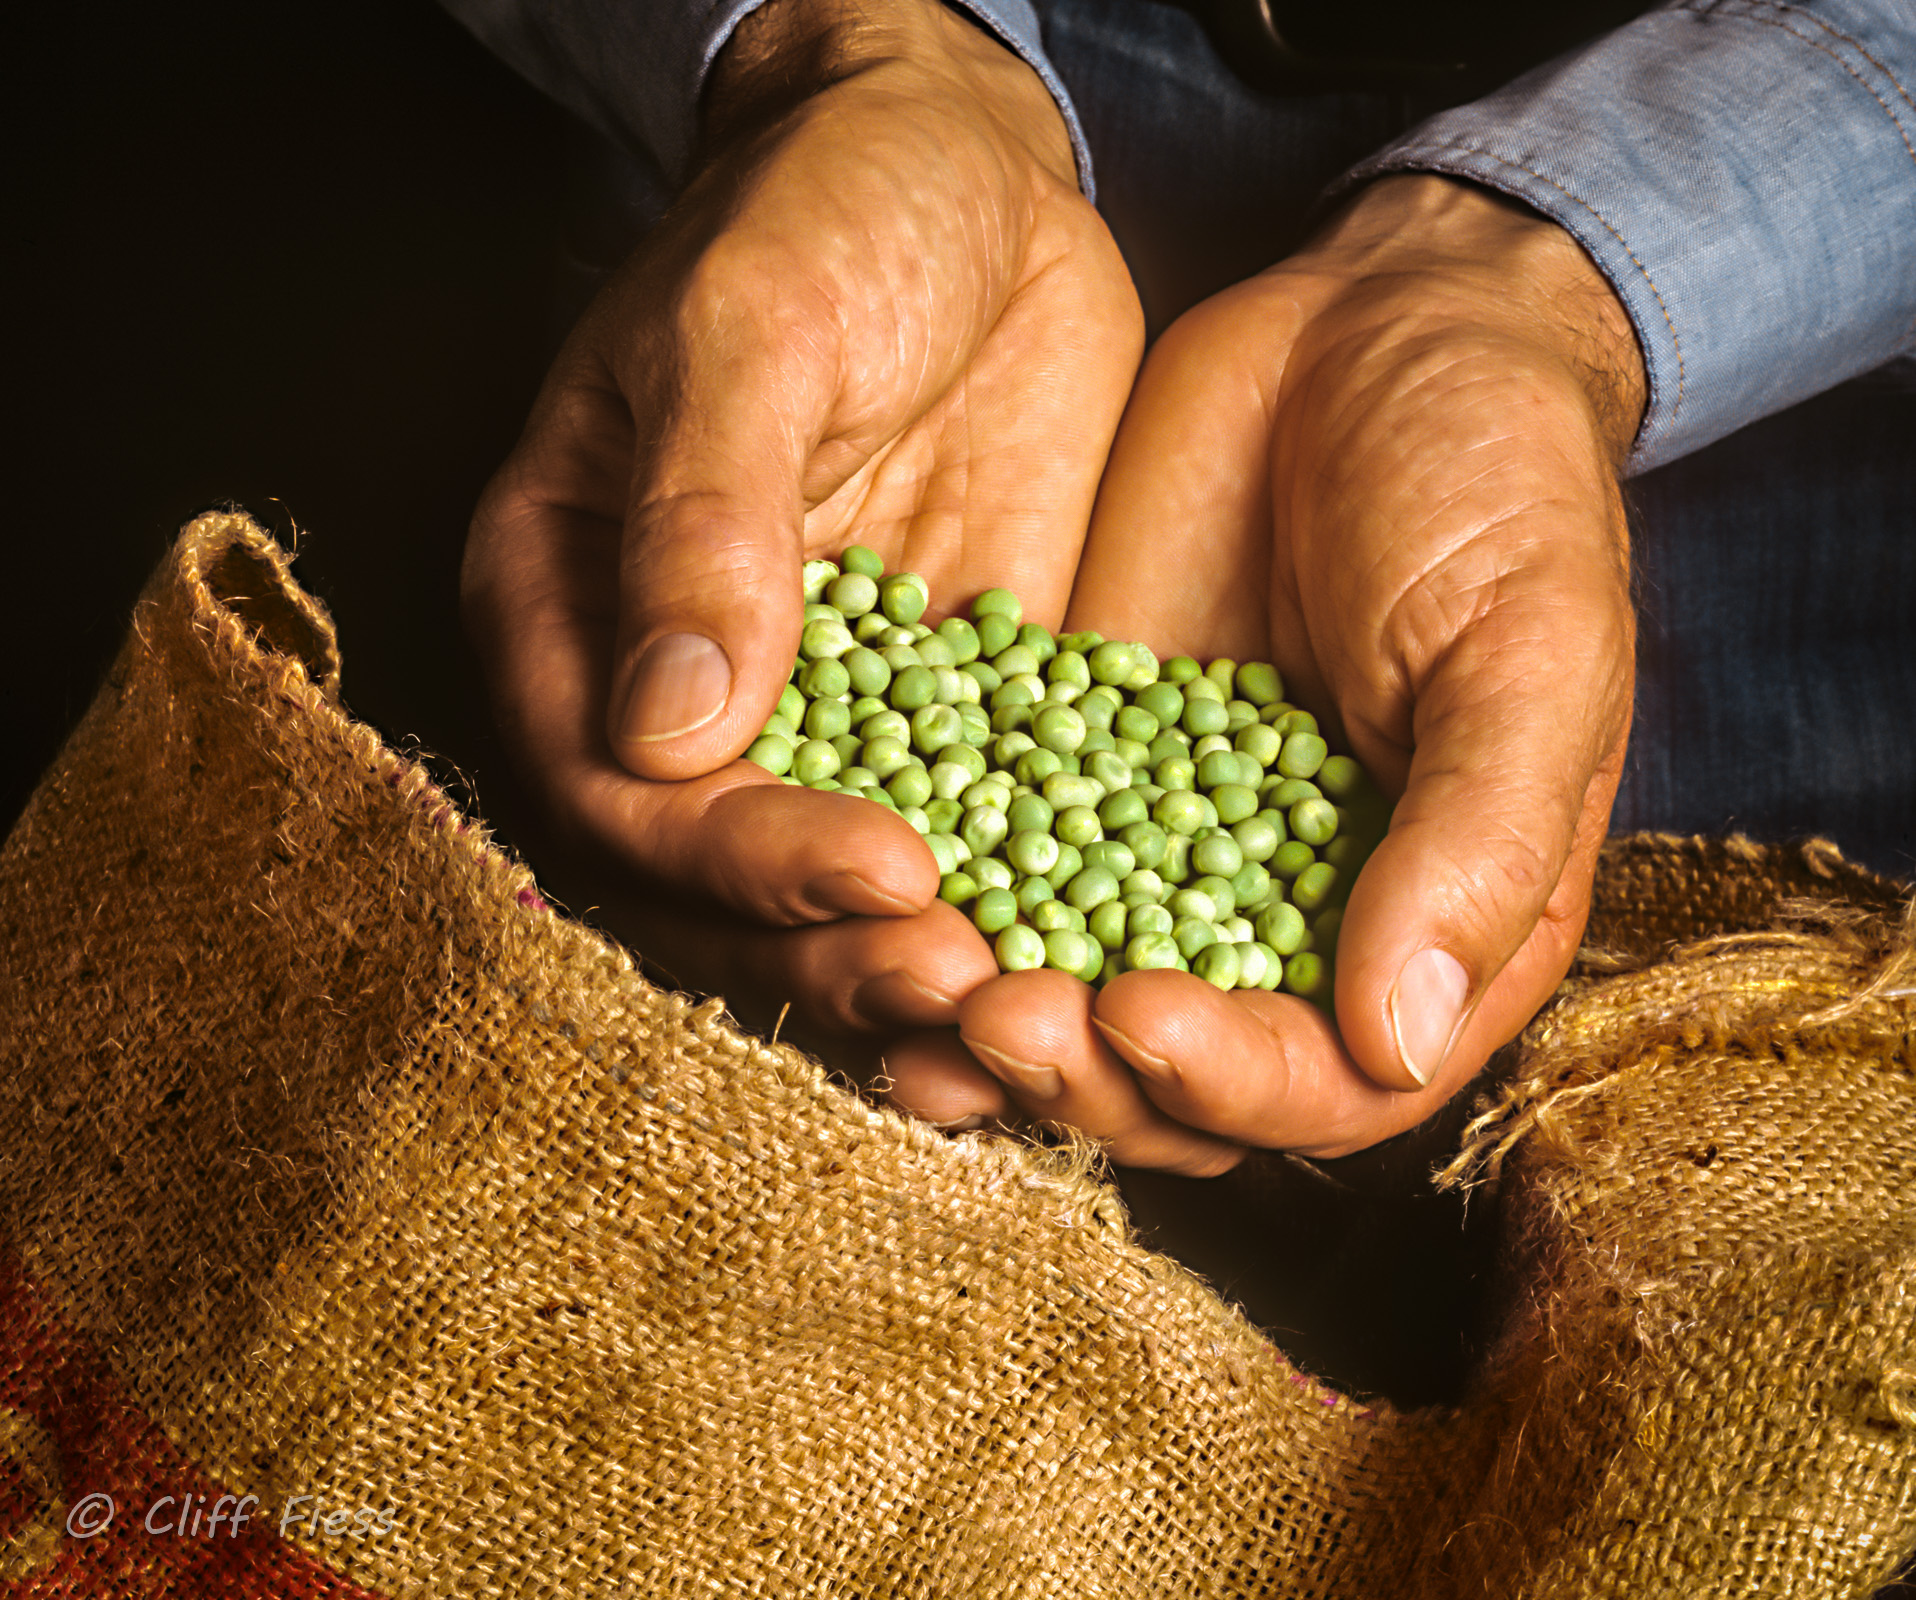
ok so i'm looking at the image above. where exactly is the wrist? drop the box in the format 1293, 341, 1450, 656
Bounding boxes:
703, 0, 1075, 188
1299, 176, 1648, 466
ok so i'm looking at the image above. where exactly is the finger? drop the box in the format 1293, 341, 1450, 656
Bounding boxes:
1067, 282, 1289, 658
1333, 571, 1631, 1094
604, 258, 838, 783
956, 971, 1245, 1175
1091, 973, 1451, 1159
879, 1030, 1017, 1130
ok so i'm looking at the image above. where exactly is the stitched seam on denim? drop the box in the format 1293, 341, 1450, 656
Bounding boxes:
1681, 0, 1916, 161
1383, 143, 1685, 426
1684, 0, 1916, 120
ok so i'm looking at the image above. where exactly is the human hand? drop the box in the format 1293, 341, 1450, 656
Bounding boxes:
461, 0, 1142, 1046
883, 175, 1645, 1169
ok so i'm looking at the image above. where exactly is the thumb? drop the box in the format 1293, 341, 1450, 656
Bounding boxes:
1331, 575, 1632, 1095
606, 346, 818, 784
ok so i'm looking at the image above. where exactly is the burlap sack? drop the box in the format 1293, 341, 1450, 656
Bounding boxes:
0, 511, 1911, 1597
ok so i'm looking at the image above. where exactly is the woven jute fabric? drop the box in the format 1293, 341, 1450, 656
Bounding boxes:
0, 511, 1911, 1597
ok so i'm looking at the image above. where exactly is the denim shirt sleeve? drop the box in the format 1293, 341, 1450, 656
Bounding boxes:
1336, 0, 1916, 474
436, 0, 1095, 196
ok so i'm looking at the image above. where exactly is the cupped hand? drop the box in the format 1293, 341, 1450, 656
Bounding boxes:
462, 0, 1142, 1046
884, 175, 1646, 1168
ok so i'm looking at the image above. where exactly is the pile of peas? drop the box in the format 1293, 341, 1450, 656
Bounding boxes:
745, 547, 1389, 1000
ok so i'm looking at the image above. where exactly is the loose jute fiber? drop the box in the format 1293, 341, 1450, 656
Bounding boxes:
0, 511, 1912, 1597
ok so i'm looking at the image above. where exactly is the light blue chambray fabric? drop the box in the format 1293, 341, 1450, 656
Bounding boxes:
1338, 0, 1916, 472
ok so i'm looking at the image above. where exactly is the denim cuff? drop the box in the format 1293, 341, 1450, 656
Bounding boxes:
439, 0, 1095, 197
1333, 0, 1916, 474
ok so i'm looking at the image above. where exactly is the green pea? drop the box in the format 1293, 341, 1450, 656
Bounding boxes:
1032, 702, 1086, 755
1073, 751, 1122, 795
1015, 623, 1056, 664
900, 804, 931, 833
1135, 682, 1183, 729
1089, 900, 1130, 952
970, 587, 1023, 627
1005, 792, 1054, 836
1087, 640, 1135, 687
980, 613, 1026, 662
801, 558, 840, 601
1041, 774, 1104, 815
1277, 732, 1329, 781
888, 664, 935, 711
875, 626, 915, 648
991, 644, 1040, 681
1231, 815, 1281, 863
792, 738, 840, 784
927, 761, 972, 802
1313, 754, 1365, 800
1235, 722, 1282, 768
1291, 860, 1339, 914
1199, 657, 1232, 696
1099, 788, 1150, 831
828, 732, 864, 768
915, 634, 956, 670
1047, 651, 1091, 693
960, 778, 1011, 813
799, 657, 851, 701
1211, 783, 1259, 826
923, 797, 964, 834
1220, 699, 1256, 735
910, 704, 964, 757
1014, 875, 1056, 916
1264, 777, 1322, 810
804, 698, 852, 741
936, 616, 981, 664
1182, 697, 1230, 738
973, 856, 1014, 892
1283, 950, 1326, 999
961, 805, 1010, 858
1041, 928, 1092, 978
1196, 750, 1241, 791
747, 734, 794, 774
1119, 868, 1164, 902
1009, 748, 1058, 788
1270, 840, 1315, 881
1255, 902, 1307, 955
877, 572, 927, 625
1230, 861, 1273, 912
1234, 940, 1271, 989
924, 831, 960, 875
990, 731, 1036, 769
1064, 865, 1120, 913
1125, 932, 1182, 971
939, 870, 980, 906
1194, 941, 1241, 990
1234, 661, 1283, 706
776, 681, 807, 724
1161, 656, 1199, 684
828, 572, 878, 617
1312, 906, 1343, 957
1168, 887, 1218, 924
762, 711, 801, 744
994, 922, 1046, 973
1124, 902, 1172, 940
1192, 834, 1244, 878
926, 666, 963, 706
1041, 841, 1081, 892
1119, 820, 1169, 872
836, 544, 881, 578
1123, 643, 1160, 691
1289, 797, 1339, 847
1052, 805, 1100, 849
957, 704, 992, 746
1006, 830, 1060, 878
1132, 780, 1166, 808
831, 648, 882, 698
1192, 733, 1233, 763
962, 661, 1002, 698
1153, 791, 1208, 837
1031, 898, 1084, 934
1153, 756, 1197, 794
858, 737, 911, 781
888, 765, 934, 809
1160, 831, 1194, 882
1194, 874, 1238, 918
855, 706, 905, 744
1183, 675, 1225, 705
1081, 840, 1136, 879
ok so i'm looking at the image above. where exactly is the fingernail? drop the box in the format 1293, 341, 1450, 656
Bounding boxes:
967, 1040, 1062, 1101
803, 867, 922, 918
617, 632, 730, 745
1089, 1016, 1175, 1080
1389, 948, 1470, 1087
929, 1114, 988, 1133
851, 969, 960, 1028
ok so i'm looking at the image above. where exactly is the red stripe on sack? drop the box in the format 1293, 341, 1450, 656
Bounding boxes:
0, 1246, 390, 1597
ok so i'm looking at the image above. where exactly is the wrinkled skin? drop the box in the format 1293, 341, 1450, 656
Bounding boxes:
463, 0, 1646, 1172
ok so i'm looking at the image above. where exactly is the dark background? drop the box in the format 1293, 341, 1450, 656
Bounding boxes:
6, 0, 569, 845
